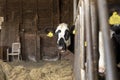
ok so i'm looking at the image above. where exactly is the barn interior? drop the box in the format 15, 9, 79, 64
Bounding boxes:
0, 0, 74, 80
0, 0, 119, 80
0, 0, 74, 61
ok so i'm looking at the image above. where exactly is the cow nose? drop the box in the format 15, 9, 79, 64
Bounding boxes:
59, 38, 64, 46
57, 38, 67, 51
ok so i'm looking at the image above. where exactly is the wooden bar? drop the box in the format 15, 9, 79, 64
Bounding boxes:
36, 35, 41, 60
74, 12, 81, 80
84, 0, 95, 80
79, 0, 85, 70
74, 1, 86, 80
97, 0, 118, 80
73, 0, 77, 21
90, 0, 99, 80
79, 0, 86, 80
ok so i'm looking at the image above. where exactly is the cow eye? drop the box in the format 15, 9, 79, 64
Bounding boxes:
55, 30, 61, 39
56, 30, 61, 35
57, 30, 61, 34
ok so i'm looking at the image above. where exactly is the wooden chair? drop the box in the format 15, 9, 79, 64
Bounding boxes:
7, 42, 21, 61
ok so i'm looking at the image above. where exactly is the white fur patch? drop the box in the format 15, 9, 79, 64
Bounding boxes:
99, 31, 105, 73
98, 30, 114, 73
55, 23, 71, 47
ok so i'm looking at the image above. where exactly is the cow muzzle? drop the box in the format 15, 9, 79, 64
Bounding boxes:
57, 38, 66, 52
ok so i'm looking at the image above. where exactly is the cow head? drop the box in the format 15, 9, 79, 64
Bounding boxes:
55, 23, 71, 52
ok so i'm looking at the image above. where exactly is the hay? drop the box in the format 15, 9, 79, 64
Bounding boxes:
0, 66, 5, 80
9, 66, 30, 80
0, 60, 73, 80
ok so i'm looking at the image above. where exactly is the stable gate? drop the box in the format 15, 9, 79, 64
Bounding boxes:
74, 0, 118, 80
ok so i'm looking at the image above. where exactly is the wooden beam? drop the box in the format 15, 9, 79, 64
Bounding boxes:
97, 0, 118, 80
90, 0, 99, 80
84, 0, 95, 80
73, 0, 77, 22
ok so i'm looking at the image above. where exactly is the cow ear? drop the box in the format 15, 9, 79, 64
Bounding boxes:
64, 30, 70, 40
69, 25, 75, 34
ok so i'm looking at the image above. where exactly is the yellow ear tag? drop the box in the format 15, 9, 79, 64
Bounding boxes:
109, 12, 120, 25
73, 29, 76, 35
47, 32, 53, 37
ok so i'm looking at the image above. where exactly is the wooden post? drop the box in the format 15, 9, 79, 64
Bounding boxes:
74, 1, 81, 78
90, 0, 99, 80
36, 35, 41, 61
97, 0, 118, 80
79, 0, 85, 70
73, 0, 77, 22
74, 14, 81, 80
84, 0, 95, 80
74, 1, 86, 80
79, 0, 86, 80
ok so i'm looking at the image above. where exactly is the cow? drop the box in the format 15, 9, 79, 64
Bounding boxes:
99, 6, 120, 73
55, 23, 75, 53
99, 25, 120, 74
110, 25, 120, 68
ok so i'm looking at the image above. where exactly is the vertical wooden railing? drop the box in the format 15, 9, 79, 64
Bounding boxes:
79, 1, 86, 80
74, 2, 81, 79
97, 0, 118, 80
74, 0, 86, 80
74, 0, 118, 80
90, 0, 99, 80
84, 0, 95, 80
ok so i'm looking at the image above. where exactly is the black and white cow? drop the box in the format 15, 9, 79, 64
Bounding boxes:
111, 25, 120, 65
99, 6, 120, 73
99, 25, 120, 73
55, 23, 75, 53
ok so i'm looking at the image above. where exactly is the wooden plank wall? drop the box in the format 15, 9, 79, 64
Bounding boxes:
60, 0, 73, 25
0, 0, 73, 61
0, 0, 4, 59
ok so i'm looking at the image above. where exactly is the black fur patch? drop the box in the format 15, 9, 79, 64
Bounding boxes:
59, 38, 66, 50
68, 33, 74, 53
64, 30, 70, 41
56, 30, 61, 39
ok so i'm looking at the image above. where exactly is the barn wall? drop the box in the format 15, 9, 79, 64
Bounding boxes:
0, 0, 4, 59
0, 0, 73, 61
60, 0, 73, 25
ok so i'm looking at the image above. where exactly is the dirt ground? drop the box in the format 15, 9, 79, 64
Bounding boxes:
0, 51, 74, 80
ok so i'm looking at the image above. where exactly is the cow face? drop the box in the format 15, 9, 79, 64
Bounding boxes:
55, 23, 71, 52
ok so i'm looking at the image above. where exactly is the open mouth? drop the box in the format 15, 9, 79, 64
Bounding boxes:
60, 50, 65, 52
58, 46, 65, 52
58, 46, 63, 50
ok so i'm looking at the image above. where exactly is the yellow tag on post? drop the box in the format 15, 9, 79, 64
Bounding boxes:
84, 41, 87, 47
47, 32, 53, 37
